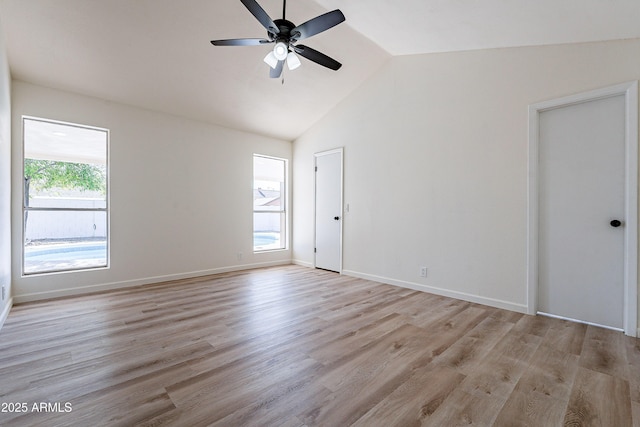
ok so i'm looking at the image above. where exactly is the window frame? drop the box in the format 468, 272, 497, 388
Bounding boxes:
253, 154, 288, 252
22, 116, 110, 276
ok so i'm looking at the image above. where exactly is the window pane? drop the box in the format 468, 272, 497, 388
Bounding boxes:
253, 212, 283, 251
24, 118, 107, 209
254, 156, 284, 211
24, 210, 107, 274
253, 155, 286, 252
23, 117, 109, 275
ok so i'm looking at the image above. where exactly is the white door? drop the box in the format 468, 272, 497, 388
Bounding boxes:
538, 94, 625, 329
315, 149, 342, 272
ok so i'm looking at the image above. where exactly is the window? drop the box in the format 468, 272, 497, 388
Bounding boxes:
22, 117, 109, 275
253, 155, 286, 251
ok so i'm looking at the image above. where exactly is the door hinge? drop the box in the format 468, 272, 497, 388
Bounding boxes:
315, 166, 318, 172
314, 248, 317, 253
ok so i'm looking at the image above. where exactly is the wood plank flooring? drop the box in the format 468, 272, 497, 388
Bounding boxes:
0, 265, 638, 426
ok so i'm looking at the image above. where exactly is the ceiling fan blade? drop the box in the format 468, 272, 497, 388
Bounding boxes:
292, 45, 341, 70
270, 60, 285, 78
211, 38, 272, 46
240, 0, 279, 34
290, 10, 345, 41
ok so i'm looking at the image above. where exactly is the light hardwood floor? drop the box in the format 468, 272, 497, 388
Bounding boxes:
1, 265, 639, 426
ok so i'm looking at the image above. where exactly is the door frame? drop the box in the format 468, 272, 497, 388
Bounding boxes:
314, 147, 344, 273
527, 81, 638, 336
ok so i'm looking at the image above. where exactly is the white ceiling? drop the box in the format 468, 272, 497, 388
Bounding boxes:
315, 0, 640, 55
1, 0, 639, 141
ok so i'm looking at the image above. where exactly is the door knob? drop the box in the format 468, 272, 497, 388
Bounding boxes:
610, 219, 622, 227
334, 216, 340, 221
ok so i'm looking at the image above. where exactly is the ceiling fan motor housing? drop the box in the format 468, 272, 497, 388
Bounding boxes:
270, 19, 297, 45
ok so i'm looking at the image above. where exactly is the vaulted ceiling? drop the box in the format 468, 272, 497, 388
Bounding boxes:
1, 0, 639, 141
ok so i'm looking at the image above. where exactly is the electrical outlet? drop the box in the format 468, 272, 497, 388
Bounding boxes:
420, 267, 428, 278
237, 252, 243, 261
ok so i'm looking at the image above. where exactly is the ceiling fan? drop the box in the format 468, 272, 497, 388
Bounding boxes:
211, 0, 345, 78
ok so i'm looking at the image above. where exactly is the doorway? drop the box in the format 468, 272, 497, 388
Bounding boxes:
314, 148, 343, 272
527, 82, 638, 336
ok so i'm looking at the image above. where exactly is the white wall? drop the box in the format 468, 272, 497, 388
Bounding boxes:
11, 81, 292, 302
0, 14, 12, 327
293, 39, 640, 315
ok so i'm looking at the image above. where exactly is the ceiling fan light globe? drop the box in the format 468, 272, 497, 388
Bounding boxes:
263, 51, 279, 69
287, 51, 301, 70
273, 42, 288, 61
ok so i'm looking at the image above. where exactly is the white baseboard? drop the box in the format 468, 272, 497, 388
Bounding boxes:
292, 259, 314, 268
11, 263, 530, 318
0, 297, 13, 332
342, 269, 528, 314
537, 311, 625, 333
13, 260, 292, 304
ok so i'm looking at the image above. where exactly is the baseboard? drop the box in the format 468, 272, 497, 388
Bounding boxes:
13, 260, 292, 304
0, 297, 13, 332
11, 263, 530, 316
342, 269, 528, 314
292, 259, 314, 268
537, 311, 624, 333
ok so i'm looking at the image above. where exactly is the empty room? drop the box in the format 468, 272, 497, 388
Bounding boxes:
1, 0, 640, 425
